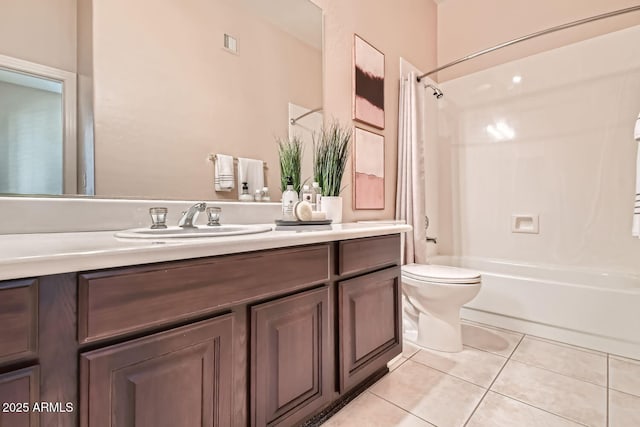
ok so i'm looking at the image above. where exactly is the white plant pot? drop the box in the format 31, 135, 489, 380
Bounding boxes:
320, 196, 343, 224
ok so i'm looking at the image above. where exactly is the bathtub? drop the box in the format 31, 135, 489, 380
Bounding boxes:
429, 256, 640, 359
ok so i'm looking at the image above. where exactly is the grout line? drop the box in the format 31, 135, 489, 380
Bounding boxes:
409, 356, 504, 389
606, 354, 610, 427
503, 334, 609, 389
608, 387, 640, 399
507, 356, 608, 389
389, 356, 409, 372
460, 342, 513, 358
462, 334, 526, 426
365, 390, 437, 426
489, 390, 591, 427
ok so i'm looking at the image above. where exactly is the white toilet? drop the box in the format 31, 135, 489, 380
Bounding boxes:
402, 263, 481, 352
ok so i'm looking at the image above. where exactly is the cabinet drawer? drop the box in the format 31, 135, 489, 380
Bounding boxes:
0, 366, 40, 427
78, 244, 329, 343
338, 234, 400, 276
0, 280, 38, 365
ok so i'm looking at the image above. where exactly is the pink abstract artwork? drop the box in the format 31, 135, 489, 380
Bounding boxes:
353, 34, 384, 129
354, 127, 384, 210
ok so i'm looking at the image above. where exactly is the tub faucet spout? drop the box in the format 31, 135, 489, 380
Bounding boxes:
178, 202, 207, 228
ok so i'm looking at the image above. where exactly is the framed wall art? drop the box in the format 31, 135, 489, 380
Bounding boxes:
353, 127, 384, 210
353, 34, 384, 129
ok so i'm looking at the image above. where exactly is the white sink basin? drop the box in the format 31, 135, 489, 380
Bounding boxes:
115, 224, 272, 239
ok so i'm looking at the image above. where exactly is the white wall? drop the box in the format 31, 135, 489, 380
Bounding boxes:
437, 25, 640, 274
0, 0, 77, 72
310, 0, 437, 223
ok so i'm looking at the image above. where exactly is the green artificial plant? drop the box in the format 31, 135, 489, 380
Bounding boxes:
313, 121, 352, 197
277, 135, 304, 193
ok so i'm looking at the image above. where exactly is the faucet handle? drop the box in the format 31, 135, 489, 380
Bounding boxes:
149, 207, 168, 229
206, 207, 221, 226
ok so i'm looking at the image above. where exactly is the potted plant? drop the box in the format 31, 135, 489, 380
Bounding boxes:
313, 122, 352, 223
277, 135, 303, 195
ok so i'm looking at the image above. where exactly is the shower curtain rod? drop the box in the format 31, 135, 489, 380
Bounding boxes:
417, 4, 640, 82
290, 107, 323, 125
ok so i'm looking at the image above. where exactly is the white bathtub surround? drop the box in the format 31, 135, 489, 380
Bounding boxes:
432, 255, 640, 360
331, 321, 640, 427
396, 69, 427, 264
438, 24, 640, 273
0, 196, 282, 234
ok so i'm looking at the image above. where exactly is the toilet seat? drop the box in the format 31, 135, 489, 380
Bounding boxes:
402, 264, 481, 285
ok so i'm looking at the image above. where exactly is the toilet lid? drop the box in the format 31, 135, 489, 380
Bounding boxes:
402, 264, 481, 284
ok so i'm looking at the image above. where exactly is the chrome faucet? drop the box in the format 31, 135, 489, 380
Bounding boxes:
178, 202, 207, 228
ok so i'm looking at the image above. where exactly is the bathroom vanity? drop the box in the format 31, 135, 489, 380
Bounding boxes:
0, 224, 408, 427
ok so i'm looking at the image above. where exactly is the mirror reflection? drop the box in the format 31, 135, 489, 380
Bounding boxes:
0, 68, 63, 195
0, 0, 323, 200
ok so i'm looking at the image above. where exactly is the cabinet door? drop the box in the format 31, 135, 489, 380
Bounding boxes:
0, 280, 38, 366
338, 266, 402, 393
251, 287, 331, 427
80, 315, 233, 427
0, 366, 39, 427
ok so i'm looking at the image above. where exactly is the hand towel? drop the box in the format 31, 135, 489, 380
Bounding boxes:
633, 114, 640, 238
238, 157, 264, 198
214, 154, 235, 192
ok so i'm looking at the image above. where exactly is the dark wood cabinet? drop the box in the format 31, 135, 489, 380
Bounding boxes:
250, 286, 331, 427
80, 315, 234, 427
0, 234, 403, 427
338, 266, 402, 393
0, 366, 39, 427
0, 280, 38, 366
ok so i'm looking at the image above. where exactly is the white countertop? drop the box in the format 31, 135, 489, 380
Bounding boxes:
0, 223, 411, 281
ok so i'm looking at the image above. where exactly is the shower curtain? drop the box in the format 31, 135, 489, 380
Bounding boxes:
396, 71, 427, 264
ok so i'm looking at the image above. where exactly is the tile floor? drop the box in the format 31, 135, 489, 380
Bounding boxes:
323, 320, 640, 427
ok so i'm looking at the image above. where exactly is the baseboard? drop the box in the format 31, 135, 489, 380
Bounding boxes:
461, 307, 640, 360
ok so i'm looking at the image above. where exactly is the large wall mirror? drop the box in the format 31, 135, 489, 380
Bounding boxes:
0, 0, 323, 200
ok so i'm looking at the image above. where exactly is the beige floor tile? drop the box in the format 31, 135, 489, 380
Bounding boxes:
388, 356, 408, 372
323, 392, 435, 427
609, 390, 640, 427
491, 360, 606, 427
526, 335, 606, 356
609, 355, 640, 397
510, 336, 607, 386
402, 341, 421, 359
460, 321, 523, 357
466, 391, 583, 427
369, 360, 485, 427
411, 345, 507, 387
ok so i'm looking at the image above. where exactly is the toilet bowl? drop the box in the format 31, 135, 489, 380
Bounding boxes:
402, 263, 481, 352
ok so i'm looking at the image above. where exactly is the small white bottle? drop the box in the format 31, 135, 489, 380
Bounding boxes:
300, 184, 313, 204
312, 182, 322, 211
281, 177, 298, 219
261, 187, 271, 202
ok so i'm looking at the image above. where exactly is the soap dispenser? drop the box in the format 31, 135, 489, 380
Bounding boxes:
239, 182, 254, 202
281, 176, 298, 219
